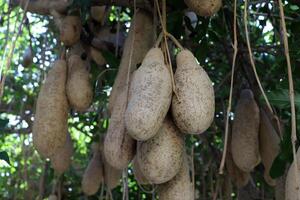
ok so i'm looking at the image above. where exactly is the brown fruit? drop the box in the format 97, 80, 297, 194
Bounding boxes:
172, 49, 215, 134
103, 156, 122, 190
259, 109, 280, 186
137, 117, 184, 184
53, 13, 82, 46
157, 154, 194, 200
81, 143, 103, 196
125, 48, 172, 141
184, 0, 222, 16
132, 157, 149, 185
108, 10, 154, 115
90, 6, 106, 23
231, 89, 260, 172
103, 10, 153, 169
33, 60, 68, 158
50, 133, 73, 174
285, 148, 300, 200
226, 139, 250, 188
66, 55, 93, 112
22, 47, 33, 67
18, 0, 69, 15
90, 47, 106, 66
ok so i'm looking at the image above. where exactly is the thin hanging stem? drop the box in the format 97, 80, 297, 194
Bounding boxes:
243, 0, 273, 114
277, 0, 300, 199
219, 0, 238, 175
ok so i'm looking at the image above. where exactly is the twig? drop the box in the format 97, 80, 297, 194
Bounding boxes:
243, 0, 273, 115
277, 0, 300, 199
154, 32, 164, 47
165, 32, 184, 50
219, 0, 238, 175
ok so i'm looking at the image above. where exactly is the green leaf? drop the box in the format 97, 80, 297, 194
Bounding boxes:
0, 118, 9, 128
269, 153, 286, 178
266, 89, 300, 108
0, 151, 10, 165
101, 50, 120, 69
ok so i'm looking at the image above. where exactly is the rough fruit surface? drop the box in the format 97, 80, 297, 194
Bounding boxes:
259, 109, 280, 186
172, 49, 215, 134
285, 147, 300, 200
158, 154, 194, 200
60, 16, 82, 46
33, 60, 68, 158
137, 117, 184, 184
66, 55, 93, 112
231, 89, 260, 172
125, 48, 172, 141
184, 0, 222, 16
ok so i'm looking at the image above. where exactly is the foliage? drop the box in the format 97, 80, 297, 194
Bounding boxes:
0, 0, 299, 199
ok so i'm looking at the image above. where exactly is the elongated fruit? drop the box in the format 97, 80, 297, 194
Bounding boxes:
125, 48, 172, 141
33, 60, 68, 158
184, 0, 222, 16
231, 89, 260, 172
172, 49, 215, 134
285, 147, 300, 200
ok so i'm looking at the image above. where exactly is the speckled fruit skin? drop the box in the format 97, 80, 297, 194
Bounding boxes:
286, 148, 300, 200
226, 134, 250, 188
60, 16, 82, 46
125, 48, 172, 141
51, 133, 73, 174
90, 6, 106, 23
172, 49, 215, 134
132, 157, 149, 185
184, 0, 222, 16
158, 155, 194, 200
137, 117, 184, 184
259, 109, 280, 186
33, 60, 68, 158
81, 143, 103, 196
231, 89, 260, 172
108, 10, 154, 115
104, 10, 153, 170
66, 55, 93, 112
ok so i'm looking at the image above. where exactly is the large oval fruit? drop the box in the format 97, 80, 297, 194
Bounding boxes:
157, 154, 194, 200
125, 48, 172, 141
132, 157, 149, 185
104, 10, 153, 169
137, 117, 184, 184
60, 15, 82, 46
184, 0, 222, 16
172, 49, 215, 134
50, 133, 73, 174
66, 55, 93, 112
285, 147, 300, 200
231, 89, 260, 172
259, 109, 280, 186
33, 60, 68, 158
108, 10, 154, 115
81, 143, 103, 196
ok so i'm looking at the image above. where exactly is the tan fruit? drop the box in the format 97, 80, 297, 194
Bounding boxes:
184, 0, 222, 16
108, 10, 154, 115
137, 117, 184, 184
157, 154, 194, 200
50, 133, 73, 174
66, 55, 93, 112
52, 12, 82, 46
22, 47, 33, 67
285, 148, 300, 200
226, 141, 250, 188
103, 11, 153, 169
103, 156, 122, 190
18, 0, 70, 15
90, 6, 106, 23
81, 143, 103, 196
172, 49, 215, 134
67, 42, 87, 58
99, 139, 122, 189
125, 48, 172, 141
132, 157, 149, 185
259, 109, 280, 186
47, 194, 57, 200
33, 60, 68, 158
275, 170, 287, 200
90, 47, 106, 66
231, 89, 260, 172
